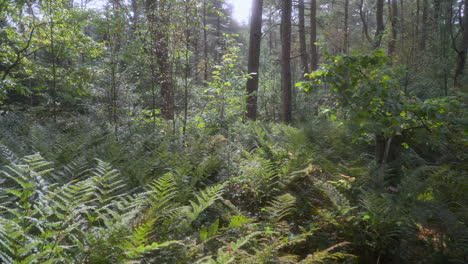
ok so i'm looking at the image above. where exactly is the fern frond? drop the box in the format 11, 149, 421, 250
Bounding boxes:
315, 180, 350, 209
266, 193, 296, 221
300, 242, 354, 263
186, 184, 224, 222
146, 172, 177, 211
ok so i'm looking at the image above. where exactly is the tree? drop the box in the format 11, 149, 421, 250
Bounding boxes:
389, 0, 398, 57
246, 0, 264, 120
420, 0, 428, 50
359, 0, 372, 44
281, 0, 292, 123
310, 0, 318, 71
455, 0, 468, 87
343, 0, 349, 54
298, 0, 309, 75
145, 0, 174, 120
375, 0, 385, 48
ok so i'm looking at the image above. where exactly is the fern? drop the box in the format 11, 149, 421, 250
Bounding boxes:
299, 242, 354, 263
196, 232, 261, 264
185, 184, 224, 222
266, 193, 296, 221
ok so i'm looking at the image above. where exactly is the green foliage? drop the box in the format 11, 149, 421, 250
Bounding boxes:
299, 50, 466, 151
0, 109, 465, 263
203, 35, 248, 129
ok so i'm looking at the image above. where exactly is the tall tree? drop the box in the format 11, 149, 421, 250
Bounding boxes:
344, 0, 349, 53
310, 0, 318, 71
203, 1, 209, 82
388, 0, 398, 57
359, 0, 372, 44
246, 0, 264, 120
375, 0, 385, 48
281, 0, 292, 123
420, 0, 428, 50
145, 0, 174, 120
298, 0, 309, 75
455, 0, 468, 87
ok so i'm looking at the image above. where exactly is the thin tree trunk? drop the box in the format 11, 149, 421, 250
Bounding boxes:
215, 1, 222, 64
455, 0, 468, 87
246, 0, 264, 120
375, 0, 385, 48
48, 1, 57, 122
359, 0, 372, 44
146, 0, 174, 120
310, 0, 318, 71
281, 0, 292, 123
344, 0, 349, 53
416, 0, 420, 37
420, 0, 428, 50
183, 0, 192, 134
298, 0, 309, 75
203, 1, 208, 83
389, 0, 398, 57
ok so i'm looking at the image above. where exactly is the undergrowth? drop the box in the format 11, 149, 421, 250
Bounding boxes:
0, 112, 466, 263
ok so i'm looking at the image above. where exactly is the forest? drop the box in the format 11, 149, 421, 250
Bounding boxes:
0, 0, 467, 263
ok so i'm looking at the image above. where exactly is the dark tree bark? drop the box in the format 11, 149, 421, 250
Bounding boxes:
416, 0, 420, 37
455, 0, 468, 87
281, 0, 292, 123
310, 0, 318, 71
246, 0, 264, 120
375, 0, 385, 48
203, 1, 208, 83
298, 0, 309, 75
420, 0, 428, 50
389, 0, 398, 57
146, 0, 174, 120
344, 0, 349, 53
359, 0, 373, 44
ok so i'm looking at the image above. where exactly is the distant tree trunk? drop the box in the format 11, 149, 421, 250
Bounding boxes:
298, 0, 309, 75
455, 0, 468, 87
281, 0, 292, 123
375, 134, 403, 187
268, 13, 274, 54
246, 0, 263, 120
416, 0, 420, 37
146, 0, 174, 120
215, 1, 222, 64
375, 0, 385, 48
130, 0, 139, 37
389, 0, 398, 57
359, 0, 373, 44
420, 0, 428, 50
344, 0, 349, 53
183, 0, 192, 134
48, 2, 57, 122
203, 1, 208, 83
310, 0, 318, 71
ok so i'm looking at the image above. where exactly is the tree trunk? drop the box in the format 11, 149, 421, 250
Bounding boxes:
146, 0, 174, 120
298, 0, 309, 76
310, 0, 318, 71
344, 0, 349, 54
203, 1, 208, 83
389, 0, 398, 57
416, 0, 420, 37
420, 0, 428, 50
246, 0, 264, 120
183, 0, 192, 134
375, 134, 403, 186
455, 0, 468, 87
375, 0, 385, 48
281, 0, 292, 123
359, 0, 373, 44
